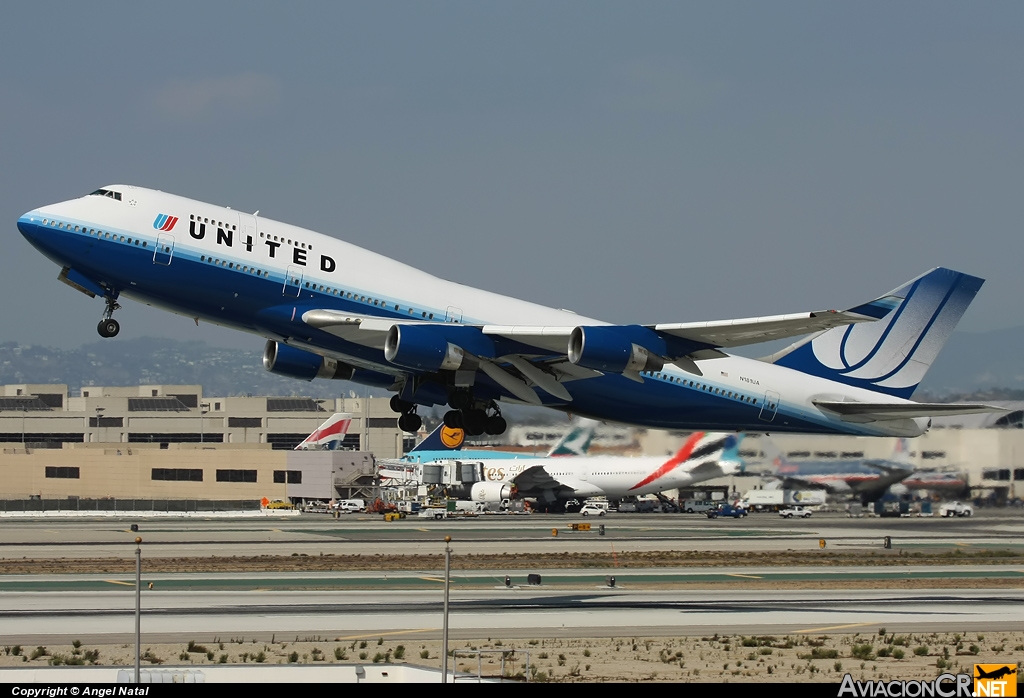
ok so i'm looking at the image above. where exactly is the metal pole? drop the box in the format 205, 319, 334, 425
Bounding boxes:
21, 405, 26, 445
442, 535, 451, 683
134, 536, 142, 683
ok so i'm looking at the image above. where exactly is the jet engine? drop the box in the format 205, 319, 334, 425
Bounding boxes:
384, 325, 469, 372
469, 481, 513, 503
262, 341, 355, 381
568, 326, 665, 374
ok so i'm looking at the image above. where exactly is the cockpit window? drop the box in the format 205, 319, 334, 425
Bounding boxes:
89, 189, 122, 201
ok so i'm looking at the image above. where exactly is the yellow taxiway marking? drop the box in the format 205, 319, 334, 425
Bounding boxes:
334, 628, 436, 641
724, 573, 763, 579
419, 576, 445, 583
103, 580, 134, 587
417, 528, 431, 532
796, 622, 878, 634
954, 542, 969, 547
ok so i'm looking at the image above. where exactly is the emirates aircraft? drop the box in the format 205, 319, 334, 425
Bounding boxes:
460, 431, 744, 507
17, 186, 1001, 437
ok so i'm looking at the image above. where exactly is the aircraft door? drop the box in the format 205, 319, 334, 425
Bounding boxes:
153, 233, 174, 265
759, 390, 780, 423
445, 306, 463, 323
283, 265, 303, 297
237, 211, 257, 251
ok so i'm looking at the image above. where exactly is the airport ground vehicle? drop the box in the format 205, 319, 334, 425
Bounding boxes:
706, 503, 748, 519
681, 499, 716, 514
580, 504, 607, 517
779, 505, 813, 519
939, 501, 973, 517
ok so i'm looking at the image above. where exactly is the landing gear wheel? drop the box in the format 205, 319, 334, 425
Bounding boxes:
390, 395, 414, 414
485, 415, 507, 435
462, 409, 488, 436
448, 390, 472, 411
97, 318, 120, 338
443, 410, 464, 429
397, 412, 422, 433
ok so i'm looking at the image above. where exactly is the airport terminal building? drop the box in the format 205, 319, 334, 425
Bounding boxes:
1, 383, 1023, 506
0, 384, 405, 505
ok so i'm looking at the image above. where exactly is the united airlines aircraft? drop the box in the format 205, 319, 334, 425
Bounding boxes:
17, 185, 1000, 437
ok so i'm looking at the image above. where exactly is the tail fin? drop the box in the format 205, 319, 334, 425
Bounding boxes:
720, 433, 745, 474
547, 418, 599, 457
408, 424, 465, 453
295, 413, 352, 450
769, 268, 983, 398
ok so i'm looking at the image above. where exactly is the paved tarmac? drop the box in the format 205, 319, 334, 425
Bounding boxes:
1, 510, 1021, 558
2, 510, 1021, 645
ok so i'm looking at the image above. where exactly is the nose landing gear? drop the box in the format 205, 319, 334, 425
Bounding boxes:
96, 296, 122, 338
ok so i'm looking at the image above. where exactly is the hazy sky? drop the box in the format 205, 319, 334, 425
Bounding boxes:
3, 2, 1022, 354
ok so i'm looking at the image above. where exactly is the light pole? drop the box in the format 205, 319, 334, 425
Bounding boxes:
199, 402, 210, 443
20, 404, 27, 446
134, 535, 142, 684
442, 535, 451, 683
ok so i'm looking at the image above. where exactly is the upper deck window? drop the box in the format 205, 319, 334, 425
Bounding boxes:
89, 189, 122, 201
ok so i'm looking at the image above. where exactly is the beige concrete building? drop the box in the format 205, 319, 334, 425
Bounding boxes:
0, 384, 399, 505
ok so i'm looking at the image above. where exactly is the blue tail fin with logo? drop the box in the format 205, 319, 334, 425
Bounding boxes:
409, 424, 465, 453
770, 268, 983, 399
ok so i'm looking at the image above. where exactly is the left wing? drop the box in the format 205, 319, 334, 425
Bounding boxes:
300, 290, 883, 403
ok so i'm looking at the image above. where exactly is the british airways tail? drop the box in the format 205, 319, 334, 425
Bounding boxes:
294, 413, 353, 450
768, 268, 984, 399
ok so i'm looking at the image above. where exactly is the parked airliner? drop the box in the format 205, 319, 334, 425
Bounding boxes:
17, 186, 1000, 437
451, 431, 743, 507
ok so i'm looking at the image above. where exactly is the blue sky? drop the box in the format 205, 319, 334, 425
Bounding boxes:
3, 2, 1022, 351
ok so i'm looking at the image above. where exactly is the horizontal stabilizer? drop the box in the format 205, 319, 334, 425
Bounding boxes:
813, 400, 1006, 423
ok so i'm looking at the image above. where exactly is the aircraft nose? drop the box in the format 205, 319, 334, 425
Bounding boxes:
17, 212, 40, 242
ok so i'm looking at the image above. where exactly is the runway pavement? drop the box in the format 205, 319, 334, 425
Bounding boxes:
2, 511, 1021, 646
1, 510, 1022, 558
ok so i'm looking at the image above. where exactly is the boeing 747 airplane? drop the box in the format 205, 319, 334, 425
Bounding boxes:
17, 186, 1001, 437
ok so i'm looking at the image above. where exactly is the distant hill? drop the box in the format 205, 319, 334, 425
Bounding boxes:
1, 325, 1022, 400
0, 338, 371, 398
916, 325, 1024, 396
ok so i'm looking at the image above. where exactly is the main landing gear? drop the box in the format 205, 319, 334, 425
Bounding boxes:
96, 296, 121, 338
443, 402, 506, 436
391, 395, 423, 434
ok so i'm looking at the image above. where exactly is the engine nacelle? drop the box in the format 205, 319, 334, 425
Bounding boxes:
384, 325, 468, 372
568, 326, 665, 374
470, 481, 512, 503
263, 341, 355, 381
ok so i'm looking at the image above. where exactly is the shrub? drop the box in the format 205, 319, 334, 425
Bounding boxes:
218, 654, 228, 664
851, 644, 874, 660
359, 652, 367, 660
914, 646, 929, 657
359, 640, 367, 649
372, 652, 384, 663
892, 649, 905, 660
420, 649, 430, 659
394, 646, 405, 660
254, 651, 266, 663
30, 647, 47, 660
334, 647, 348, 661
288, 652, 299, 663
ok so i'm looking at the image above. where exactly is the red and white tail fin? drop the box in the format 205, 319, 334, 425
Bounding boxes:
295, 413, 352, 450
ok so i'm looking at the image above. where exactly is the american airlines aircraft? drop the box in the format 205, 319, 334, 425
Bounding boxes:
17, 186, 1000, 437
